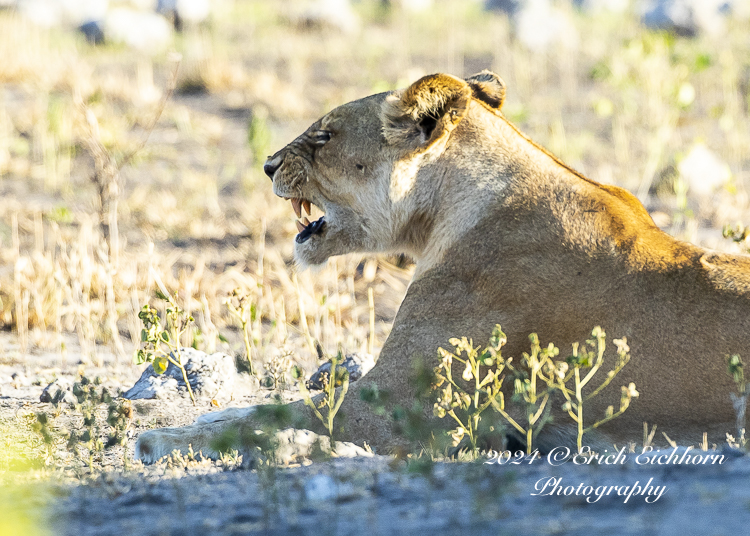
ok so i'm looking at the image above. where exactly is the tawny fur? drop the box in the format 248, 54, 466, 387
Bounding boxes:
135, 72, 750, 462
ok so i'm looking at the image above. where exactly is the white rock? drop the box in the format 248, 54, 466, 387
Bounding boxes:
157, 0, 211, 25
17, 0, 65, 26
574, 0, 630, 13
484, 0, 522, 16
176, 0, 210, 23
485, 0, 579, 51
678, 143, 731, 197
125, 0, 159, 10
486, 0, 629, 17
16, 0, 109, 27
10, 372, 31, 388
514, 0, 578, 52
194, 406, 256, 425
40, 377, 77, 405
297, 0, 360, 34
63, 0, 109, 24
124, 375, 179, 399
123, 348, 237, 401
104, 7, 172, 53
332, 441, 372, 458
307, 352, 375, 390
640, 0, 731, 37
274, 429, 331, 464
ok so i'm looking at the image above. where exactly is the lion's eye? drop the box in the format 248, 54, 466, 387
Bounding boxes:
311, 130, 332, 145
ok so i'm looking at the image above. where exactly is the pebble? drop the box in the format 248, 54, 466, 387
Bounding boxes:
123, 348, 239, 402
678, 143, 731, 197
307, 352, 375, 390
39, 377, 77, 405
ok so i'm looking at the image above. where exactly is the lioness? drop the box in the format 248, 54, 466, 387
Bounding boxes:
136, 71, 750, 462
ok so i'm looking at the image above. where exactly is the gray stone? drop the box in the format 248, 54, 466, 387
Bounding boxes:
292, 0, 360, 34
14, 0, 175, 52
40, 377, 77, 405
332, 440, 372, 458
486, 0, 629, 17
157, 0, 211, 29
677, 143, 731, 197
16, 0, 109, 28
124, 348, 237, 402
79, 19, 105, 44
573, 0, 630, 13
104, 7, 173, 52
306, 352, 375, 390
273, 428, 332, 465
10, 372, 30, 388
514, 0, 578, 52
484, 0, 522, 16
484, 0, 578, 52
640, 0, 733, 37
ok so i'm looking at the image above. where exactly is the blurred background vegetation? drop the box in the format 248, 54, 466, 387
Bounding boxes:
0, 0, 749, 376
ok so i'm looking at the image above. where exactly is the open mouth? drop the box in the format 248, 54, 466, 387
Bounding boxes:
286, 197, 326, 244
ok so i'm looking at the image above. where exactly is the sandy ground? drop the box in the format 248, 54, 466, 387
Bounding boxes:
2, 332, 750, 535
13, 437, 750, 535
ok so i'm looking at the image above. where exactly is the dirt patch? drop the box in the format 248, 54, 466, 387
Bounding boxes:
3, 338, 750, 536
14, 440, 750, 535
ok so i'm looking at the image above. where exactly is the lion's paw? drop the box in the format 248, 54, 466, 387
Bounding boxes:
193, 406, 255, 425
135, 426, 218, 463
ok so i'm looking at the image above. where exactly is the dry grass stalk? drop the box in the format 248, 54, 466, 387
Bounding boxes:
1, 4, 747, 412
368, 286, 375, 356
643, 423, 657, 450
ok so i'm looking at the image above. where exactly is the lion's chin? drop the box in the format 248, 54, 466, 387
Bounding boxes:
291, 204, 369, 269
292, 216, 365, 270
293, 233, 333, 270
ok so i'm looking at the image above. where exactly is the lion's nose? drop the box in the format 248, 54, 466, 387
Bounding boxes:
264, 155, 281, 180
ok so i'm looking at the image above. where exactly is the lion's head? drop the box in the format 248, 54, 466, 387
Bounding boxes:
264, 71, 507, 269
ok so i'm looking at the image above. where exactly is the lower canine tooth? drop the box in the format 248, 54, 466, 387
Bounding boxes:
296, 220, 306, 233
302, 217, 311, 226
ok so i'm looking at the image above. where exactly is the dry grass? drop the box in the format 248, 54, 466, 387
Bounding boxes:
0, 1, 749, 377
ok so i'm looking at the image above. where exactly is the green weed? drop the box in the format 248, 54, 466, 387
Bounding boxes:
32, 375, 132, 472
726, 354, 748, 449
433, 326, 508, 459
554, 327, 637, 453
293, 349, 349, 443
134, 290, 197, 405
432, 326, 637, 455
224, 289, 258, 376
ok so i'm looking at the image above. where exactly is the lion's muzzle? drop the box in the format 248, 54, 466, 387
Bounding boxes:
263, 154, 281, 180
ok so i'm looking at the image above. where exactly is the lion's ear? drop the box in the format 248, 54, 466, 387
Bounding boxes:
381, 73, 471, 148
466, 70, 506, 110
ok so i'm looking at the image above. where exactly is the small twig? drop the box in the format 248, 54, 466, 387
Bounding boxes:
662, 432, 677, 448
368, 287, 375, 355
643, 422, 657, 449
294, 273, 317, 356
117, 54, 182, 172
